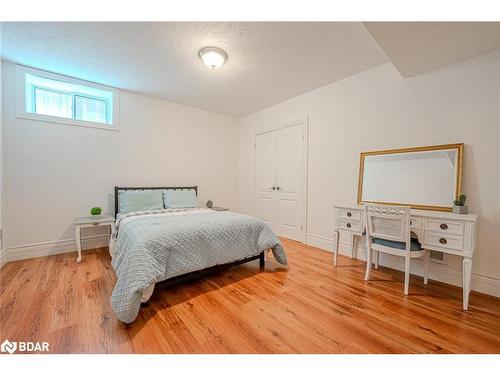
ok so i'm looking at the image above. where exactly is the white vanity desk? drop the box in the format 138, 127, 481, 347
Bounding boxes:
333, 205, 478, 310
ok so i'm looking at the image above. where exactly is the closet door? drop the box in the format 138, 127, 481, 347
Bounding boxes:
255, 131, 277, 230
255, 122, 305, 242
275, 124, 305, 241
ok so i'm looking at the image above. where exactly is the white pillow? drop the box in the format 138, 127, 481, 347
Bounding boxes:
163, 189, 197, 208
118, 190, 164, 213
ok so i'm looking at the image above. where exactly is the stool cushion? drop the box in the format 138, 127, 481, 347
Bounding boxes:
372, 237, 422, 251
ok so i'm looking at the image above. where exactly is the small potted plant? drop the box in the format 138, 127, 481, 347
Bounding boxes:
90, 206, 102, 218
452, 194, 467, 214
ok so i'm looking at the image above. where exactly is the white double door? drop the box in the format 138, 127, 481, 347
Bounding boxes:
255, 122, 306, 242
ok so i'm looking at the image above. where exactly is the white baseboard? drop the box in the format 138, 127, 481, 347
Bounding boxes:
4, 234, 109, 264
306, 233, 500, 299
305, 234, 334, 252
0, 247, 7, 269
305, 233, 351, 256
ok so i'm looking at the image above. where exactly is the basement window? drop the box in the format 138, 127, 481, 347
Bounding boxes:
15, 65, 119, 130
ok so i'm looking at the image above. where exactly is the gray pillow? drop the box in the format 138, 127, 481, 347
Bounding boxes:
118, 190, 164, 213
163, 189, 198, 208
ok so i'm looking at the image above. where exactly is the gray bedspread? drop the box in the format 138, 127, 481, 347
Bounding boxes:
110, 209, 287, 323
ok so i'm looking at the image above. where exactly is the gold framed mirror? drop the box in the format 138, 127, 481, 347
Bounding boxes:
357, 143, 463, 212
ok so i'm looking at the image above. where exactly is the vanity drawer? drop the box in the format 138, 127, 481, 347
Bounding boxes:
338, 219, 362, 234
424, 219, 464, 235
423, 231, 464, 251
338, 208, 362, 221
409, 217, 422, 229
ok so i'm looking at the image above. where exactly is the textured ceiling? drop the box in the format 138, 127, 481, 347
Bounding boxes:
364, 22, 500, 77
1, 22, 389, 117
3, 22, 499, 117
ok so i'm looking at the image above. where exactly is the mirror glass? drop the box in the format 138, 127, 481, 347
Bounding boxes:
358, 144, 463, 211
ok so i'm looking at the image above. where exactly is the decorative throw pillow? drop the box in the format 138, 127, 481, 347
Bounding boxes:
163, 189, 197, 208
118, 190, 164, 213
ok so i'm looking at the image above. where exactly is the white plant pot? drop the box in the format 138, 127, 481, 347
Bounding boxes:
452, 205, 468, 214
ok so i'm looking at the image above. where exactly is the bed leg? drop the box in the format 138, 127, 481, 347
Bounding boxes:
259, 251, 265, 268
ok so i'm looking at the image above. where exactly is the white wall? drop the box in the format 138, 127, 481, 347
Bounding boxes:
0, 24, 5, 267
1, 60, 238, 260
238, 50, 500, 296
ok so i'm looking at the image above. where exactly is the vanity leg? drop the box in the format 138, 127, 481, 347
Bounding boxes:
423, 250, 430, 285
333, 230, 339, 267
75, 226, 82, 263
350, 234, 356, 259
404, 256, 410, 295
463, 257, 472, 310
364, 246, 372, 281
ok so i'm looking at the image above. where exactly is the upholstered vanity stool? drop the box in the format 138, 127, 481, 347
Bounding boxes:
363, 204, 429, 296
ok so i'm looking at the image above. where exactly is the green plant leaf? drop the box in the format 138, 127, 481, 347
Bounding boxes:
90, 207, 102, 215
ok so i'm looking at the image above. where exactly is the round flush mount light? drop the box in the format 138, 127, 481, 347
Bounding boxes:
198, 47, 228, 69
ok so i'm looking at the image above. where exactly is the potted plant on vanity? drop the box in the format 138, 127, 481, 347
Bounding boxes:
452, 194, 468, 214
90, 206, 102, 218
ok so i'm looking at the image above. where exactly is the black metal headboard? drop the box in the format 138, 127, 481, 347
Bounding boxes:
114, 186, 198, 217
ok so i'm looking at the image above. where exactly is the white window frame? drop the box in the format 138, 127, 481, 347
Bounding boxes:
15, 64, 120, 131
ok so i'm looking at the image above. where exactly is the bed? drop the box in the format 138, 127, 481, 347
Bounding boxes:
109, 186, 287, 323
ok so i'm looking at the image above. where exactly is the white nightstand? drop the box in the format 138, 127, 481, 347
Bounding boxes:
74, 214, 115, 263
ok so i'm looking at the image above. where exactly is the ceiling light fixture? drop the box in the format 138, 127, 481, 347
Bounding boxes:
198, 47, 228, 69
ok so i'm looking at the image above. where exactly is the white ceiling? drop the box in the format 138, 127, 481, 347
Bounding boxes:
1, 22, 388, 117
2, 22, 499, 118
364, 22, 500, 77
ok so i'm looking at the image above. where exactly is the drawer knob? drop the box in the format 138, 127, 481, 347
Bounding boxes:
347, 212, 352, 217
92, 222, 100, 226
439, 237, 447, 245
440, 223, 448, 230
346, 223, 351, 228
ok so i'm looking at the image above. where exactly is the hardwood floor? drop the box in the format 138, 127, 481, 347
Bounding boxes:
1, 238, 500, 353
